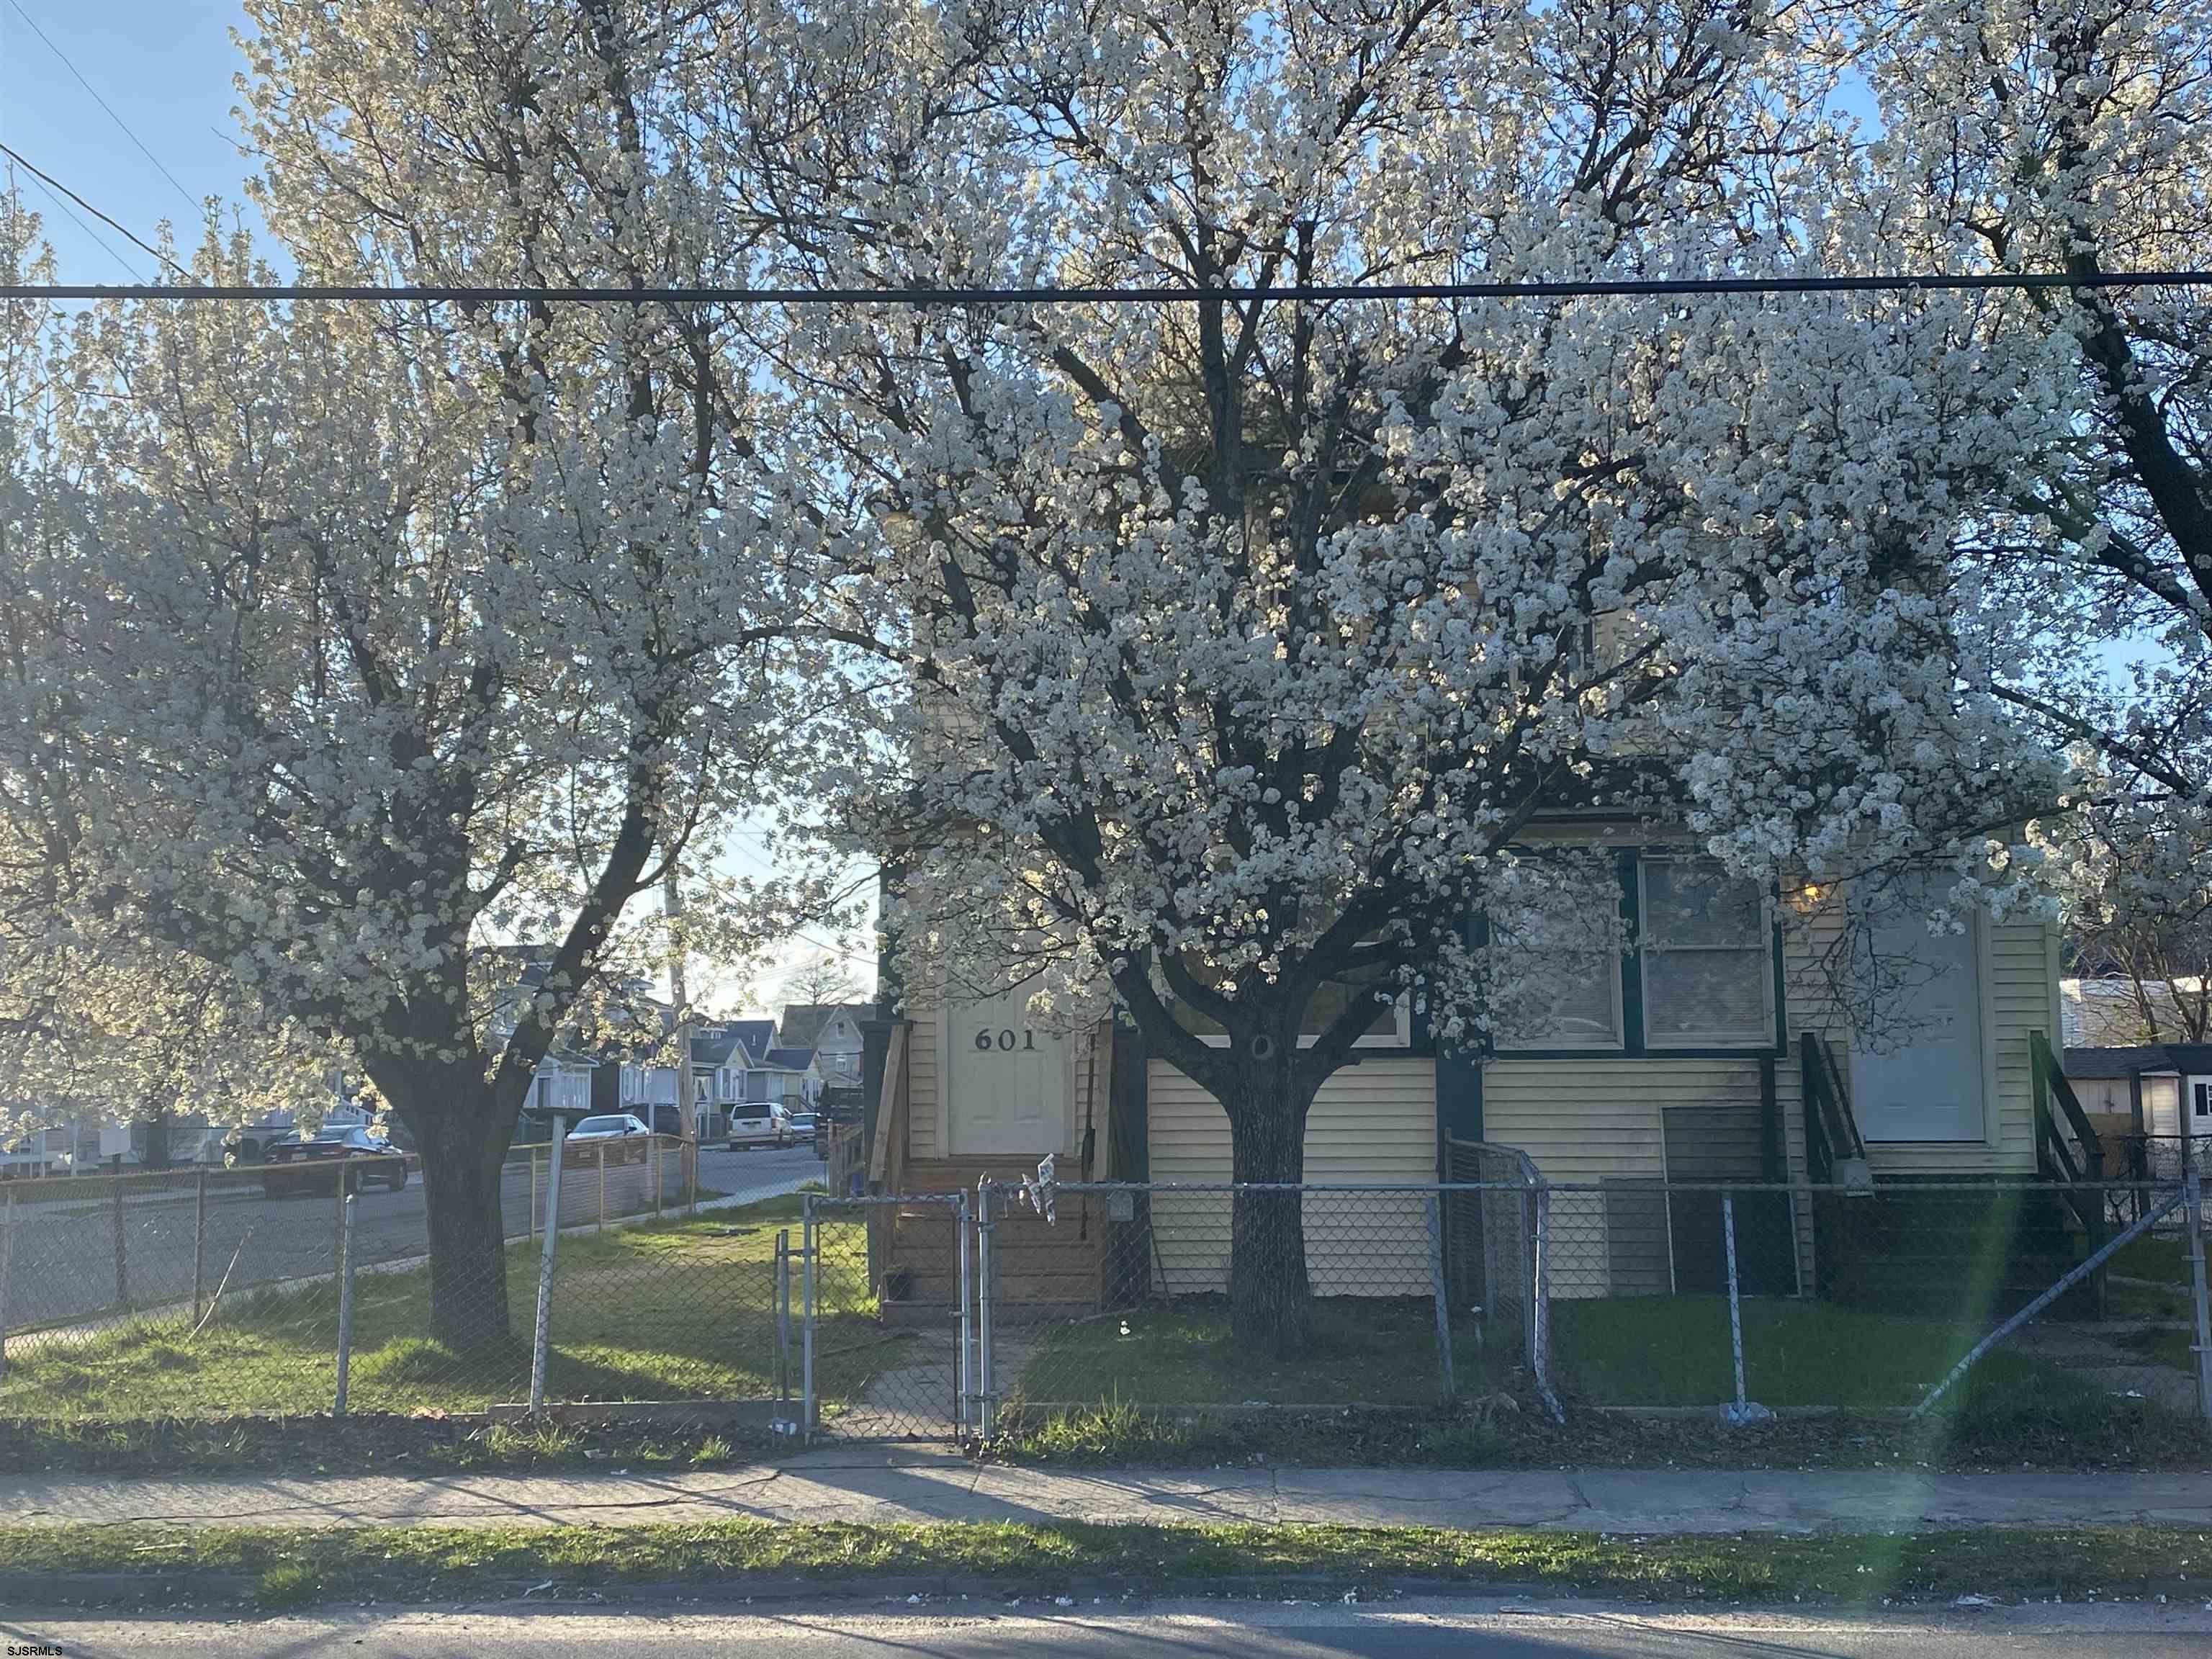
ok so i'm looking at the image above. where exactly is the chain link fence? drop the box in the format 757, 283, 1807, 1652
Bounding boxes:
804, 1192, 966, 1439
0, 1134, 813, 1423
833, 1168, 2207, 1445
8, 1148, 2205, 1444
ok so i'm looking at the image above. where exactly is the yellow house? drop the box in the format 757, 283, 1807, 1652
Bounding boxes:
861, 835, 2099, 1311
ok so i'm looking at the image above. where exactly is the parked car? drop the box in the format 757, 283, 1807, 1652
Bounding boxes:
562, 1112, 652, 1166
783, 1111, 820, 1153
261, 1126, 413, 1197
726, 1101, 792, 1150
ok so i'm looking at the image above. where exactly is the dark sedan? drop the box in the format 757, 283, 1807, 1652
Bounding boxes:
261, 1125, 414, 1197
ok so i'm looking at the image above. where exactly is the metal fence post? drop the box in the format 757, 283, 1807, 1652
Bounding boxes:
2189, 1169, 2212, 1422
976, 1179, 996, 1438
0, 1190, 14, 1379
1531, 1184, 1561, 1421
687, 1138, 697, 1215
653, 1136, 665, 1219
190, 1167, 209, 1328
775, 1228, 792, 1408
1427, 1190, 1454, 1401
109, 1164, 129, 1310
335, 1166, 349, 1279
598, 1144, 608, 1233
529, 1150, 540, 1242
333, 1192, 358, 1418
1724, 1192, 1748, 1414
957, 1187, 975, 1436
529, 1115, 569, 1413
801, 1196, 817, 1435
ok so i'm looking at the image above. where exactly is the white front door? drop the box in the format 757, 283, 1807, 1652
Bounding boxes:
1850, 889, 1986, 1143
945, 984, 1068, 1156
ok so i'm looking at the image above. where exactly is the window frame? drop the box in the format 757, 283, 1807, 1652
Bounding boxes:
1635, 853, 1779, 1051
1488, 848, 1784, 1061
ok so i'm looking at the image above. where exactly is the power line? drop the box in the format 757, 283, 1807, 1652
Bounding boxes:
7, 161, 141, 282
0, 143, 192, 282
1, 270, 2209, 305
4, 0, 201, 215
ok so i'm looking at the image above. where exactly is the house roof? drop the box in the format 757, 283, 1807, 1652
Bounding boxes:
779, 1003, 874, 1049
691, 1030, 742, 1067
2067, 1044, 2212, 1078
763, 1046, 816, 1073
725, 1019, 776, 1061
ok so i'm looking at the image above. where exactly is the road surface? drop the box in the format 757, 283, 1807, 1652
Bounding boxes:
2, 1141, 824, 1335
5, 1599, 2209, 1658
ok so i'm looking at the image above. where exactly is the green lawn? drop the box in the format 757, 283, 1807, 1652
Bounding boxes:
2110, 1233, 2193, 1286
1009, 1297, 1482, 1411
1549, 1294, 2075, 1409
1011, 1292, 2087, 1416
0, 1193, 907, 1420
0, 1520, 2204, 1610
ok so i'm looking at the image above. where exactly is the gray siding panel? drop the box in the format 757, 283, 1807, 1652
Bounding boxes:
1602, 1179, 1673, 1295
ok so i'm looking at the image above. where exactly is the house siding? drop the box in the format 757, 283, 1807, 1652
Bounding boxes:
1480, 1056, 1769, 1296
1146, 1054, 1437, 1295
907, 1005, 939, 1161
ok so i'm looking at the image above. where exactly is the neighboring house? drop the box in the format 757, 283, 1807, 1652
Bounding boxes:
863, 832, 2094, 1310
2065, 1044, 2212, 1171
2063, 976, 2208, 1049
763, 1046, 824, 1109
780, 1003, 873, 1089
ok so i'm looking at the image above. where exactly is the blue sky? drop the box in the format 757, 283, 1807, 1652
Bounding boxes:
1, 0, 261, 282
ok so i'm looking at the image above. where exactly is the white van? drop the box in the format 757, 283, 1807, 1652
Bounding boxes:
725, 1100, 793, 1150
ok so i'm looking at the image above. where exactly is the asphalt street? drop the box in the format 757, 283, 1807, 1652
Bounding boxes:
2, 1141, 823, 1334
5, 1600, 2210, 1658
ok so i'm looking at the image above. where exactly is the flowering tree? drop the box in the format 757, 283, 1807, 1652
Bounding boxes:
1848, 0, 2212, 988
0, 3, 844, 1351
740, 0, 2066, 1349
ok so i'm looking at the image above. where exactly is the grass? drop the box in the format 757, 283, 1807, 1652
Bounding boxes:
1550, 1295, 2073, 1409
0, 1520, 2207, 1609
0, 1192, 896, 1421
2110, 1233, 2193, 1286
1013, 1291, 2087, 1416
1011, 1297, 1488, 1409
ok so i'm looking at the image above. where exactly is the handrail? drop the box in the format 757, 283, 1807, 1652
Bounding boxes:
2031, 1030, 2105, 1182
2031, 1030, 2108, 1287
1798, 1032, 1865, 1184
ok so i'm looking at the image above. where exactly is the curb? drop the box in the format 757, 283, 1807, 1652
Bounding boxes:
0, 1567, 1647, 1610
4, 1565, 2160, 1613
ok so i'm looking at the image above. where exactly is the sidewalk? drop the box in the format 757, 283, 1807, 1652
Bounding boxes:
7, 1449, 2212, 1534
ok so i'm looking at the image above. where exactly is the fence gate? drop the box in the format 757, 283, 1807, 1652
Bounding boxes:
801, 1191, 971, 1440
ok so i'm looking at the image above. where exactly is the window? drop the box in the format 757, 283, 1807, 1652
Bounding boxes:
2195, 1081, 2211, 1122
1490, 858, 1626, 1050
1640, 857, 1773, 1047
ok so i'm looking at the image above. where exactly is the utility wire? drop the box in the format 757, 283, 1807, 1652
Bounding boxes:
6, 162, 141, 282
1, 270, 2209, 305
0, 143, 192, 282
4, 0, 201, 215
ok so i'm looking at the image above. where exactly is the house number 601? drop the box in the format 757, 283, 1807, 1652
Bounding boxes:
973, 1028, 1037, 1051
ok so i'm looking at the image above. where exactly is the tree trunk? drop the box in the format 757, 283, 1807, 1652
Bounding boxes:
391, 1082, 517, 1352
1220, 1054, 1317, 1358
